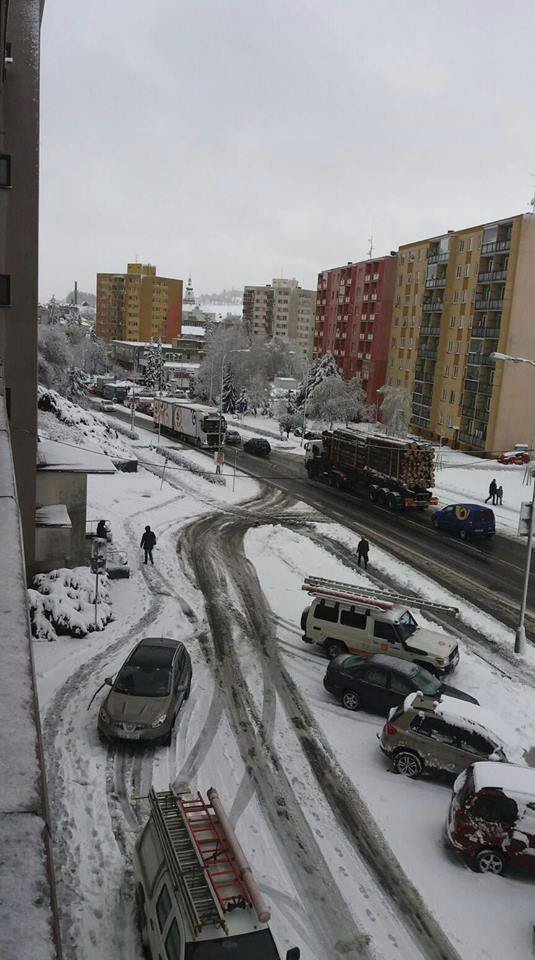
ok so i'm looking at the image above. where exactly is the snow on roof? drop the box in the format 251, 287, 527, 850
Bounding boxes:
180, 325, 206, 337
164, 362, 200, 371
435, 695, 513, 748
473, 762, 535, 795
110, 340, 173, 349
35, 504, 72, 527
37, 438, 116, 475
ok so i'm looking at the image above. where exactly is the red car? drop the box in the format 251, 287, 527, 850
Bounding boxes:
497, 451, 530, 465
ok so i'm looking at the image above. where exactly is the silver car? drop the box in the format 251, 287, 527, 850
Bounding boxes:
98, 637, 192, 745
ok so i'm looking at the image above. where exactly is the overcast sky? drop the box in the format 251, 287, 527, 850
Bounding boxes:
39, 0, 535, 300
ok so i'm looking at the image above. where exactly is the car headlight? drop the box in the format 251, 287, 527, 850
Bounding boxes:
151, 713, 168, 728
436, 658, 445, 667
99, 705, 111, 723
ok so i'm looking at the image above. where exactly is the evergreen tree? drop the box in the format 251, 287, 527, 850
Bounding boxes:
222, 364, 237, 413
65, 366, 89, 405
143, 340, 165, 390
295, 351, 339, 408
238, 387, 248, 414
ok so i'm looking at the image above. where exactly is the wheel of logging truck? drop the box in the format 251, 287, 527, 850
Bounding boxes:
368, 484, 378, 503
387, 493, 400, 510
376, 488, 387, 506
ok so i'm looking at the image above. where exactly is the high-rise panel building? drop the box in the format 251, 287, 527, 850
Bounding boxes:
242, 278, 315, 357
314, 256, 397, 407
386, 214, 535, 453
96, 263, 183, 342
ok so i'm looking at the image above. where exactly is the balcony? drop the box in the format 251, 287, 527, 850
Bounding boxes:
470, 327, 500, 340
419, 325, 441, 336
467, 353, 496, 366
425, 277, 447, 289
412, 391, 432, 406
414, 370, 435, 383
422, 301, 444, 313
458, 430, 485, 448
419, 348, 437, 360
427, 251, 449, 265
412, 414, 431, 428
474, 299, 503, 311
477, 269, 507, 283
481, 238, 511, 255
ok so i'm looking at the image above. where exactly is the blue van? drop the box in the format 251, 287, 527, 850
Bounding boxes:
431, 503, 495, 540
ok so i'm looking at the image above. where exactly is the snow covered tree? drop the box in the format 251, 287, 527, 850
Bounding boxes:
295, 351, 339, 408
65, 366, 89, 405
278, 411, 301, 438
237, 387, 248, 415
143, 340, 165, 390
38, 325, 73, 393
377, 385, 411, 436
222, 364, 237, 413
307, 375, 370, 429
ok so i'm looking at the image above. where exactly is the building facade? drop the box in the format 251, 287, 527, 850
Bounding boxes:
96, 263, 183, 343
386, 214, 535, 454
314, 256, 397, 407
243, 278, 315, 357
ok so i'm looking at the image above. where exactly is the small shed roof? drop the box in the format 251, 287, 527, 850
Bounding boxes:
37, 439, 116, 475
35, 504, 72, 527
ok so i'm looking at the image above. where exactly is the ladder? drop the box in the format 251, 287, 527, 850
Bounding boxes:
149, 788, 226, 936
302, 576, 459, 615
178, 792, 252, 916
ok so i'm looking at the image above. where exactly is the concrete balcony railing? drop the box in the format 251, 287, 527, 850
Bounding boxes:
470, 327, 501, 339
425, 277, 447, 288
474, 299, 504, 311
477, 269, 507, 283
480, 238, 511, 255
422, 301, 444, 313
427, 251, 449, 264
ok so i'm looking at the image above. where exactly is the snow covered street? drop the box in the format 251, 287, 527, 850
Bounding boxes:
33, 446, 535, 960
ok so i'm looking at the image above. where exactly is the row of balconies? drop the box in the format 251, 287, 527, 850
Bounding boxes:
481, 238, 511, 255
470, 327, 500, 339
463, 379, 494, 396
477, 269, 507, 283
362, 293, 378, 302
427, 251, 449, 265
425, 277, 447, 288
412, 391, 432, 407
364, 273, 380, 282
422, 301, 444, 313
474, 298, 504, 310
412, 414, 432, 427
467, 353, 495, 366
414, 370, 435, 383
419, 348, 437, 360
461, 405, 489, 423
419, 325, 441, 336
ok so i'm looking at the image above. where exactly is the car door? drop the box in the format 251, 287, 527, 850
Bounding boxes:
173, 650, 189, 713
358, 665, 391, 713
439, 505, 456, 532
385, 670, 415, 714
409, 715, 460, 772
454, 727, 500, 770
372, 620, 403, 659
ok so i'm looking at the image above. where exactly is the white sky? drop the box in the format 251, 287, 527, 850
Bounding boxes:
39, 0, 535, 300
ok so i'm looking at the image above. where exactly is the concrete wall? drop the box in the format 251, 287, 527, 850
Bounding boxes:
36, 472, 89, 565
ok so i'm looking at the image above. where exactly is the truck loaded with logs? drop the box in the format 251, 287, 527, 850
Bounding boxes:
304, 428, 438, 510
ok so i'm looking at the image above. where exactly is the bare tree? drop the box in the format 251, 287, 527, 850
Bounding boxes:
378, 385, 411, 436
307, 375, 370, 429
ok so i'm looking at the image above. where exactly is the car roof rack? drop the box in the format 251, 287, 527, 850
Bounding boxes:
302, 576, 459, 615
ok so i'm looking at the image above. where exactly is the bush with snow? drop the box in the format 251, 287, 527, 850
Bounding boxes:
38, 385, 136, 465
29, 566, 114, 641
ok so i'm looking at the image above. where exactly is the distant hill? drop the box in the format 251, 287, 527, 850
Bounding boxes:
65, 289, 96, 306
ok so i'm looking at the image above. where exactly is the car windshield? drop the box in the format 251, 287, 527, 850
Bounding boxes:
114, 664, 171, 697
413, 667, 441, 695
185, 930, 282, 959
396, 610, 418, 639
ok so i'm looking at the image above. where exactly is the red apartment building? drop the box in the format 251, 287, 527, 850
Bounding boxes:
314, 254, 397, 406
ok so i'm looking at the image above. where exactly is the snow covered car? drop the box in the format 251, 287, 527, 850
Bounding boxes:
243, 437, 271, 457
98, 398, 116, 412
497, 451, 530, 465
446, 761, 535, 876
379, 692, 508, 779
98, 637, 191, 745
225, 428, 242, 446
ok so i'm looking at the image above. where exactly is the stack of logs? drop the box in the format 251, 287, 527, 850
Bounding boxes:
400, 442, 435, 489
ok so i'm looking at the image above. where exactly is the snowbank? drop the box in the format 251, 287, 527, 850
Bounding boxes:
29, 566, 113, 641
38, 385, 137, 467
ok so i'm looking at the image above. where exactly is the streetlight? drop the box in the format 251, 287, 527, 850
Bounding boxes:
301, 358, 311, 447
491, 350, 535, 654
218, 348, 250, 454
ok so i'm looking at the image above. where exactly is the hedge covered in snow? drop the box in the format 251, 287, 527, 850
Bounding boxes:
157, 445, 226, 486
29, 567, 114, 641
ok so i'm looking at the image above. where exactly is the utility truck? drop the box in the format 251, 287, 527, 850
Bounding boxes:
154, 399, 226, 448
134, 786, 300, 959
301, 577, 460, 675
305, 428, 437, 510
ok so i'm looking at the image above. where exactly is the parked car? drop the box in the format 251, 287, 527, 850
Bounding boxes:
98, 637, 192, 745
302, 597, 459, 675
446, 761, 535, 876
225, 428, 242, 446
379, 692, 507, 779
431, 503, 495, 540
498, 451, 530, 465
323, 653, 478, 714
243, 437, 271, 457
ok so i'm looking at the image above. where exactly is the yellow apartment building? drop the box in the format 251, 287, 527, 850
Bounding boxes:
385, 214, 535, 454
96, 262, 183, 342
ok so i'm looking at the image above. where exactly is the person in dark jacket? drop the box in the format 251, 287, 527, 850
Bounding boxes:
140, 525, 156, 565
485, 479, 498, 505
496, 485, 503, 505
357, 537, 370, 569
96, 519, 107, 539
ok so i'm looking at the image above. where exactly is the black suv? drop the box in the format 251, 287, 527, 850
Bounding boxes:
243, 437, 271, 457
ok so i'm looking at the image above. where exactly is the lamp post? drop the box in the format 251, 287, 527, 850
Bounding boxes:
490, 350, 535, 654
301, 359, 310, 447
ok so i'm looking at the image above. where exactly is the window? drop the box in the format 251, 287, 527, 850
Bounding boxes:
444, 365, 450, 377
373, 621, 399, 642
462, 290, 467, 303
0, 155, 11, 187
470, 793, 518, 827
389, 672, 414, 695
314, 600, 339, 623
467, 237, 473, 251
458, 316, 464, 329
449, 315, 455, 328
157, 886, 172, 932
447, 414, 453, 428
453, 291, 459, 303
363, 666, 388, 687
441, 387, 447, 400
458, 239, 465, 252
165, 920, 182, 959
438, 409, 444, 425
446, 340, 453, 353
0, 274, 10, 306
412, 716, 458, 745
457, 729, 495, 757
449, 390, 456, 403
464, 265, 470, 278
452, 365, 458, 379
455, 265, 462, 278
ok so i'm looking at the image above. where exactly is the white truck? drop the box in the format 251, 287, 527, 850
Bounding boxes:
134, 786, 300, 960
154, 399, 226, 448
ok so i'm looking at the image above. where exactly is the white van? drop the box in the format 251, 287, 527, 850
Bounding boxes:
134, 786, 300, 960
301, 597, 459, 676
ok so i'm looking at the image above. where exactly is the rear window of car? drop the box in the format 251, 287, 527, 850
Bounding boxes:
130, 645, 176, 668
472, 509, 492, 523
314, 601, 339, 623
457, 729, 495, 756
470, 791, 518, 827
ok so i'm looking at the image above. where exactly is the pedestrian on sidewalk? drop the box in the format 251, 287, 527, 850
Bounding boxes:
214, 448, 225, 475
485, 478, 497, 505
496, 485, 503, 505
357, 537, 370, 569
96, 519, 108, 539
140, 525, 156, 565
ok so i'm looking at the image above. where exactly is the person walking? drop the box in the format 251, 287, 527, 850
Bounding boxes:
214, 448, 224, 475
96, 519, 108, 539
485, 479, 497, 505
140, 525, 156, 565
357, 537, 370, 569
496, 485, 503, 505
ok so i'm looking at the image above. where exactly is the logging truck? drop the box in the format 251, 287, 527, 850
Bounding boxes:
304, 429, 437, 510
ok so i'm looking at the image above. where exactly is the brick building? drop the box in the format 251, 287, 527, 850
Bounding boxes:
96, 262, 182, 343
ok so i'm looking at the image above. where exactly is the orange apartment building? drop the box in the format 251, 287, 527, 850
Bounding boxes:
96, 263, 183, 342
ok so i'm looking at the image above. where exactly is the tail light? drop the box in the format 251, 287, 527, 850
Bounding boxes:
385, 723, 397, 735
429, 497, 438, 505
404, 498, 414, 507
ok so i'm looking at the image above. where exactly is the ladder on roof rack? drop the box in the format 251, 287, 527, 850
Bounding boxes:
149, 788, 226, 936
302, 576, 459, 615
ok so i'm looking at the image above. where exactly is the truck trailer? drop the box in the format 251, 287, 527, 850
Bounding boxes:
154, 399, 226, 448
305, 428, 437, 510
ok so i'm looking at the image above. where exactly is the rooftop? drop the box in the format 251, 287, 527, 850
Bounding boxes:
37, 438, 116, 475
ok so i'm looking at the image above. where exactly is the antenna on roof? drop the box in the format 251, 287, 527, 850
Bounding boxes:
368, 233, 374, 260
529, 175, 535, 216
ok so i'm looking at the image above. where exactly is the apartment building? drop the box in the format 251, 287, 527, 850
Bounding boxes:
386, 214, 535, 453
96, 262, 183, 342
242, 277, 315, 357
314, 256, 397, 407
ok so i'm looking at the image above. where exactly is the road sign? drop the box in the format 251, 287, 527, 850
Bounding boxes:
90, 537, 108, 573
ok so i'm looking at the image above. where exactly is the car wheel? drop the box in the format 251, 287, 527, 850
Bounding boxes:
161, 723, 173, 747
325, 639, 347, 660
341, 689, 360, 711
459, 528, 468, 540
369, 485, 377, 503
393, 750, 423, 778
475, 848, 505, 876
